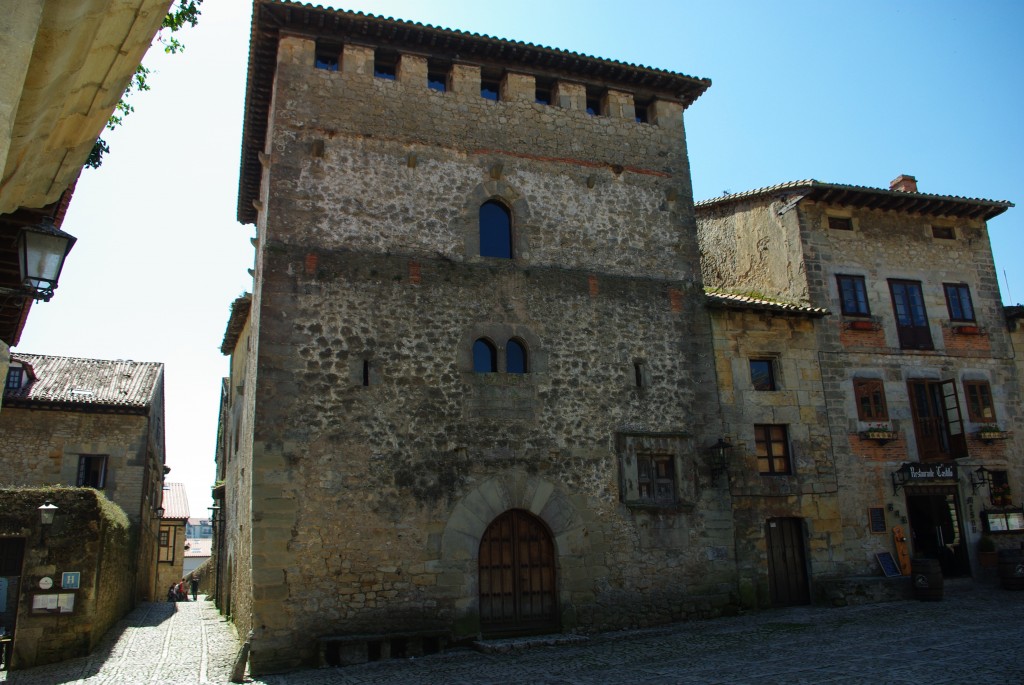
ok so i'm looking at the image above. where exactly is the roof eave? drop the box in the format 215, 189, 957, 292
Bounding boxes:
237, 0, 711, 224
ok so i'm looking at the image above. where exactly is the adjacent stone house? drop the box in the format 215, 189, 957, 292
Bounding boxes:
696, 176, 1020, 598
217, 0, 743, 673
156, 482, 189, 596
1, 354, 167, 601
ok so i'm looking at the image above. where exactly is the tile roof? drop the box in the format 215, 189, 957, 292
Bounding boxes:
695, 179, 1013, 221
184, 539, 212, 557
220, 293, 251, 355
160, 482, 190, 520
705, 290, 830, 317
5, 353, 163, 410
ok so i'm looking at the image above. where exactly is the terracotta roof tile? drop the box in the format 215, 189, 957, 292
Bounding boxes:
220, 293, 251, 355
5, 353, 162, 410
695, 179, 1012, 221
705, 290, 830, 317
184, 539, 212, 557
160, 482, 190, 520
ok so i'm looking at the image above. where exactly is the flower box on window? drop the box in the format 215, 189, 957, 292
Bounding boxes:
861, 424, 897, 444
847, 319, 879, 331
953, 324, 983, 335
976, 425, 1008, 442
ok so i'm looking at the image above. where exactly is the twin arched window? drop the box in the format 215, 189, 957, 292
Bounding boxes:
479, 200, 512, 259
474, 338, 528, 373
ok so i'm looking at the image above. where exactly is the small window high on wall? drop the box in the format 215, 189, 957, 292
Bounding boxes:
479, 201, 512, 258
506, 339, 528, 374
473, 339, 497, 373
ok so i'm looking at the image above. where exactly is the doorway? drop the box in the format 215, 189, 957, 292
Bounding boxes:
765, 518, 810, 606
478, 510, 558, 637
0, 538, 25, 669
905, 487, 970, 577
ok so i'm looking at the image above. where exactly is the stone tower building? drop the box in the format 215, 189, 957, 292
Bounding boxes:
221, 0, 734, 673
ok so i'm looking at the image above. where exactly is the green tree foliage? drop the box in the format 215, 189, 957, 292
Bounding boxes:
86, 1, 203, 169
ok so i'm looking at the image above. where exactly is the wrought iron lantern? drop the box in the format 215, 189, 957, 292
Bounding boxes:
4, 217, 77, 302
709, 438, 732, 482
38, 500, 58, 525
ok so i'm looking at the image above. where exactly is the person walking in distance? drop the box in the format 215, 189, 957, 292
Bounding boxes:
190, 574, 200, 601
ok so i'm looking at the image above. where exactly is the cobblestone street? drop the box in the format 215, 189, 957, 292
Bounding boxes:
3, 581, 1023, 684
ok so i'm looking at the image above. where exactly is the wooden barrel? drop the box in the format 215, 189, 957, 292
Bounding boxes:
911, 558, 943, 600
997, 550, 1024, 590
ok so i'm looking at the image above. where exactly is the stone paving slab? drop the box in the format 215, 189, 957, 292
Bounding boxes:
2, 581, 1024, 684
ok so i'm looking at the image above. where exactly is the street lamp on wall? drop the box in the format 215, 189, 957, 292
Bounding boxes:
38, 501, 58, 526
708, 438, 732, 483
0, 218, 77, 302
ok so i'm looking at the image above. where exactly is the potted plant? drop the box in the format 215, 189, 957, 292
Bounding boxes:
977, 424, 1005, 441
991, 483, 1012, 507
862, 423, 896, 443
978, 535, 998, 569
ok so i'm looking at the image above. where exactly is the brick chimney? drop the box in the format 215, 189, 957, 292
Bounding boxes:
890, 174, 918, 193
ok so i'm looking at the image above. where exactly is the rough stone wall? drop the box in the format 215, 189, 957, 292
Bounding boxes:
708, 307, 840, 607
241, 33, 726, 673
696, 198, 810, 304
222, 292, 256, 639
0, 405, 163, 601
0, 340, 9, 412
0, 488, 133, 670
0, 408, 153, 523
797, 201, 1022, 573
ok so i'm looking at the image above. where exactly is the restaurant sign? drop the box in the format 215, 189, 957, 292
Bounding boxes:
891, 462, 957, 493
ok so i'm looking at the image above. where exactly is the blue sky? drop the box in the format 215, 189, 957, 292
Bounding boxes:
15, 0, 1022, 514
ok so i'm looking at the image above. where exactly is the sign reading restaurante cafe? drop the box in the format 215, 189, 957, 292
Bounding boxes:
891, 462, 957, 493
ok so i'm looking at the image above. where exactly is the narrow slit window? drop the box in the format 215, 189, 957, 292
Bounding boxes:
362, 360, 371, 387
634, 362, 644, 388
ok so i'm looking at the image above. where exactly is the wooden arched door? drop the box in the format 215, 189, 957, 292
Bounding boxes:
479, 510, 559, 637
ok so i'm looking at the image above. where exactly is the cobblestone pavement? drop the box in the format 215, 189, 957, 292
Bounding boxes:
4, 581, 1024, 684
0, 596, 237, 684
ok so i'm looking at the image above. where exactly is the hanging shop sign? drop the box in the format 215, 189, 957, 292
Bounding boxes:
891, 462, 957, 494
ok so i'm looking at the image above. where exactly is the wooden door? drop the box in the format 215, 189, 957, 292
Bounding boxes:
479, 510, 558, 637
765, 518, 810, 607
909, 379, 966, 461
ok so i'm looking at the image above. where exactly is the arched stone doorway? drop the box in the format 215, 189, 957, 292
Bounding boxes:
479, 509, 559, 637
